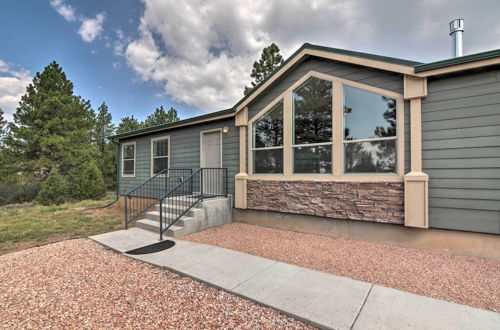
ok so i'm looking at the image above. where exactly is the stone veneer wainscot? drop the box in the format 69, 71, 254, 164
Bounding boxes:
247, 180, 404, 224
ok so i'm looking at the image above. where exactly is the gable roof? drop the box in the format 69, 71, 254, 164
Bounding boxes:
112, 43, 500, 140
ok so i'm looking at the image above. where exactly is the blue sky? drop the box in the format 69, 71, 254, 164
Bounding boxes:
1, 0, 499, 124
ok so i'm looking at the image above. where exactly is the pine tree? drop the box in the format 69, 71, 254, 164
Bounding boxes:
93, 102, 115, 153
0, 108, 5, 132
244, 43, 284, 95
36, 168, 69, 205
92, 102, 116, 190
4, 61, 96, 179
116, 115, 142, 134
78, 161, 106, 200
143, 106, 180, 128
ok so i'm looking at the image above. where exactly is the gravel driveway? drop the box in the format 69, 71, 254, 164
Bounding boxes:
0, 239, 312, 329
183, 222, 500, 312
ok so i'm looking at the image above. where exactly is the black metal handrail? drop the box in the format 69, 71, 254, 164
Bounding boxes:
158, 168, 228, 240
124, 168, 192, 228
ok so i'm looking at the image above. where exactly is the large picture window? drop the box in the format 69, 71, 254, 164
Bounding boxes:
343, 86, 397, 173
293, 77, 332, 173
122, 142, 135, 177
151, 136, 169, 175
252, 100, 283, 174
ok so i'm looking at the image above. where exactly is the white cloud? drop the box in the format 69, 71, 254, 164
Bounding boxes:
0, 60, 32, 122
125, 0, 500, 112
78, 13, 105, 43
50, 0, 76, 22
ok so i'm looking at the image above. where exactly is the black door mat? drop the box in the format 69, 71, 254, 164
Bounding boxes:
125, 240, 176, 255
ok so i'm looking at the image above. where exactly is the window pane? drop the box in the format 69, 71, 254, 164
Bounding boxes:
123, 159, 134, 174
153, 157, 168, 174
344, 140, 396, 173
123, 145, 134, 159
294, 145, 332, 174
153, 139, 168, 157
293, 77, 332, 144
253, 101, 283, 148
344, 86, 396, 140
253, 149, 283, 174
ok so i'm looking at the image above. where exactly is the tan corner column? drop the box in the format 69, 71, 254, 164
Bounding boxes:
404, 75, 429, 228
235, 108, 248, 209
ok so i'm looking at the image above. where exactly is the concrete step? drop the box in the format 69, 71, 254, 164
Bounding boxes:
155, 204, 201, 216
144, 210, 194, 223
161, 197, 201, 208
135, 219, 185, 238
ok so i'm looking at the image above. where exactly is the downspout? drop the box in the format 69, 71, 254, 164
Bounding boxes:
84, 139, 120, 210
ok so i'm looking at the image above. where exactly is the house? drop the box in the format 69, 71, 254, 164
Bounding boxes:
111, 39, 500, 256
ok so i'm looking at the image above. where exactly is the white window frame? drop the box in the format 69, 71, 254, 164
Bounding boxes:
292, 77, 334, 174
150, 135, 170, 177
200, 128, 223, 168
249, 99, 285, 175
121, 141, 136, 178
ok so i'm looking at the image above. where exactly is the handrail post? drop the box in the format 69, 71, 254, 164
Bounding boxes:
125, 196, 129, 229
200, 168, 204, 201
159, 198, 163, 241
225, 168, 228, 197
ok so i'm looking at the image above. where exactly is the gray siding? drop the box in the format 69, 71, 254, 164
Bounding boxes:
247, 56, 411, 173
118, 118, 239, 199
422, 69, 500, 234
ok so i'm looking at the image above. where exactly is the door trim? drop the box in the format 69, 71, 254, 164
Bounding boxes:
200, 128, 223, 168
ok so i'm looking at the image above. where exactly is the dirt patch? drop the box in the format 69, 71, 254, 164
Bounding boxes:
183, 222, 500, 312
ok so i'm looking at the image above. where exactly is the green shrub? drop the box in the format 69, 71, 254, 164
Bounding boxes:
0, 181, 41, 206
71, 161, 106, 200
36, 168, 69, 205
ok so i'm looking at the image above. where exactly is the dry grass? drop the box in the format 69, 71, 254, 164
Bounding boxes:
184, 222, 500, 312
0, 239, 312, 329
0, 195, 122, 255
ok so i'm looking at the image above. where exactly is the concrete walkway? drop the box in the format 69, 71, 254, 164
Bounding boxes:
90, 228, 500, 330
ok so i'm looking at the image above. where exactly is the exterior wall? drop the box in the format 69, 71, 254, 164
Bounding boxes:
247, 56, 412, 174
422, 67, 500, 234
247, 180, 404, 224
118, 118, 239, 198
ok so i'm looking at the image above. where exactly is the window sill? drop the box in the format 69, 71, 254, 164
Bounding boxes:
247, 174, 403, 182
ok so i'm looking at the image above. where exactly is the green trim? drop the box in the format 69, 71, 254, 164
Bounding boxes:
110, 108, 235, 140
414, 48, 500, 72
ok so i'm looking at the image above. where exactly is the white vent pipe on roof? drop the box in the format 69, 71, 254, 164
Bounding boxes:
449, 19, 464, 57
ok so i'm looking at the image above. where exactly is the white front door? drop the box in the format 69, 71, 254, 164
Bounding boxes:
201, 130, 222, 196
202, 130, 221, 168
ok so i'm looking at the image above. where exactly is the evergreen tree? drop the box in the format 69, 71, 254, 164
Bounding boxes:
76, 161, 106, 200
4, 61, 96, 179
116, 115, 142, 134
91, 102, 116, 189
36, 168, 69, 205
143, 106, 180, 128
0, 108, 5, 132
244, 43, 284, 95
93, 102, 115, 153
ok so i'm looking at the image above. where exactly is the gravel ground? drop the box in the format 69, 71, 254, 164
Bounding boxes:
183, 223, 500, 312
0, 239, 313, 329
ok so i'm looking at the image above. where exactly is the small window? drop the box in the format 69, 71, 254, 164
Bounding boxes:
151, 136, 169, 175
293, 77, 333, 173
122, 142, 135, 176
343, 86, 397, 173
252, 100, 284, 174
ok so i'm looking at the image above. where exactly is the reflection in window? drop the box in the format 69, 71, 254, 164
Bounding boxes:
293, 77, 333, 173
252, 101, 283, 173
294, 145, 332, 173
152, 138, 169, 175
345, 140, 396, 173
343, 86, 397, 173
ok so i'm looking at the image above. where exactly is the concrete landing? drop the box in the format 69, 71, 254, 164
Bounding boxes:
90, 228, 500, 330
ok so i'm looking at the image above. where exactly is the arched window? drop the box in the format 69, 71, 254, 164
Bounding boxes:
293, 77, 333, 173
252, 100, 284, 173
